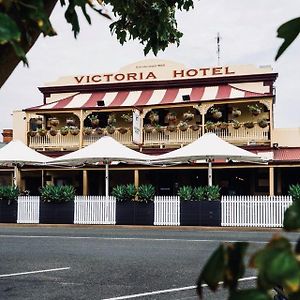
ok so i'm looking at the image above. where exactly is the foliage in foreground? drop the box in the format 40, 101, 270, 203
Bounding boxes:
0, 185, 20, 204
197, 184, 300, 299
177, 185, 220, 201
39, 185, 75, 203
112, 184, 155, 202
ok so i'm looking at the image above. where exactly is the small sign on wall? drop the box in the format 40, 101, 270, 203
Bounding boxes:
132, 109, 142, 145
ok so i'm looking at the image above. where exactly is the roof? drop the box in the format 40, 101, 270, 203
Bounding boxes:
26, 84, 269, 111
273, 148, 300, 161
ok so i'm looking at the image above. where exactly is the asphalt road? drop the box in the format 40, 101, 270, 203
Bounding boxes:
0, 226, 298, 300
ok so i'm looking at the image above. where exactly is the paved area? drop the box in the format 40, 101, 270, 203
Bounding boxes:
0, 226, 298, 299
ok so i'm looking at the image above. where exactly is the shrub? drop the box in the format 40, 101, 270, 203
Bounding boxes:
111, 185, 127, 201
177, 185, 193, 201
137, 184, 155, 202
193, 186, 207, 201
0, 185, 20, 204
40, 185, 75, 203
125, 184, 137, 201
205, 185, 220, 201
288, 184, 300, 202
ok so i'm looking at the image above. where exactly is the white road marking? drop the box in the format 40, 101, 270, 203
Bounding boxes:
102, 276, 257, 300
0, 235, 269, 244
0, 267, 70, 278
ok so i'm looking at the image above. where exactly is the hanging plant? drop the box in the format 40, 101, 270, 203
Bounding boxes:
190, 124, 200, 131
144, 124, 154, 133
183, 111, 194, 122
232, 107, 242, 118
210, 107, 222, 119
178, 121, 189, 131
244, 121, 255, 129
83, 127, 93, 135
38, 128, 47, 137
35, 118, 43, 126
49, 128, 58, 136
121, 113, 133, 123
247, 104, 262, 116
167, 124, 177, 132
118, 127, 128, 134
166, 111, 177, 123
107, 113, 117, 125
28, 130, 37, 137
69, 126, 80, 136
258, 119, 268, 128
148, 110, 159, 125
231, 120, 241, 129
106, 125, 116, 134
155, 124, 164, 133
205, 121, 216, 131
49, 117, 59, 127
66, 117, 76, 126
95, 127, 104, 135
60, 126, 69, 136
88, 115, 99, 127
217, 122, 228, 130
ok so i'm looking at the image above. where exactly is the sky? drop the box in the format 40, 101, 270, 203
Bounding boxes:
0, 0, 299, 134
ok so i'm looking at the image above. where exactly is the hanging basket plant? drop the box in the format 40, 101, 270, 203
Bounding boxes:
231, 120, 241, 129
88, 115, 99, 128
247, 104, 262, 116
35, 118, 43, 126
121, 113, 133, 123
49, 128, 58, 136
66, 117, 76, 126
190, 124, 200, 131
178, 121, 189, 131
148, 111, 159, 125
155, 124, 164, 133
166, 111, 177, 123
106, 125, 116, 134
118, 127, 128, 135
217, 122, 228, 130
49, 117, 59, 127
95, 127, 104, 135
205, 121, 216, 131
70, 126, 80, 136
107, 113, 117, 126
83, 127, 93, 135
38, 128, 47, 137
210, 107, 222, 119
232, 107, 242, 118
167, 124, 177, 132
28, 130, 37, 137
258, 119, 268, 128
144, 124, 154, 133
183, 111, 195, 122
244, 121, 255, 129
60, 126, 69, 136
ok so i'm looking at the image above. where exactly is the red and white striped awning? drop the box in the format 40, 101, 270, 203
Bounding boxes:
27, 85, 267, 111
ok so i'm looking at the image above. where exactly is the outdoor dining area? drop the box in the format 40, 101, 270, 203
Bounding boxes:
0, 134, 289, 228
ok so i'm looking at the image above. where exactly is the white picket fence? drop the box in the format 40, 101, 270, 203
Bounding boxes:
221, 195, 293, 227
74, 196, 116, 225
154, 196, 180, 226
17, 196, 40, 224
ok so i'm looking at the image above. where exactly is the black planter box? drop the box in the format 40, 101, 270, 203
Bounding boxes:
0, 200, 17, 223
40, 201, 74, 224
199, 200, 221, 226
180, 200, 221, 226
116, 201, 154, 225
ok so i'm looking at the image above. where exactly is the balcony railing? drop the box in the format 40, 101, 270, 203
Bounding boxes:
28, 124, 270, 150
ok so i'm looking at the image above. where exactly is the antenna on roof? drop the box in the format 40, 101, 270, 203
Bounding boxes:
216, 32, 221, 65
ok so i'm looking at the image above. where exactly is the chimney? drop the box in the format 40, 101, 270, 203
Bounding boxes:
2, 129, 13, 143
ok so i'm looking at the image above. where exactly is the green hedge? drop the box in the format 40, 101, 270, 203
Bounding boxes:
177, 185, 220, 201
39, 185, 76, 203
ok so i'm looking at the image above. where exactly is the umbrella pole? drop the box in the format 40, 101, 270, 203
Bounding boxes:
13, 165, 18, 187
105, 163, 109, 197
208, 160, 213, 187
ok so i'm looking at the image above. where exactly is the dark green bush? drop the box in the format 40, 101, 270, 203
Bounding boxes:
111, 185, 127, 201
125, 184, 137, 201
177, 185, 193, 201
39, 185, 75, 203
0, 185, 20, 204
137, 184, 155, 202
193, 186, 207, 201
205, 185, 220, 201
288, 184, 300, 202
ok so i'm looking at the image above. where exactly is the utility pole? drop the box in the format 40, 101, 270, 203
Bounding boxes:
216, 32, 221, 65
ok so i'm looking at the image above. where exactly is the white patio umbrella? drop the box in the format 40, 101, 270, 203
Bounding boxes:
48, 136, 153, 196
150, 133, 265, 186
0, 140, 51, 186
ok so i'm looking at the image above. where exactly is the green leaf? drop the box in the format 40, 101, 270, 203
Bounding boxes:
283, 201, 300, 231
275, 17, 300, 60
228, 289, 272, 300
0, 12, 21, 44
